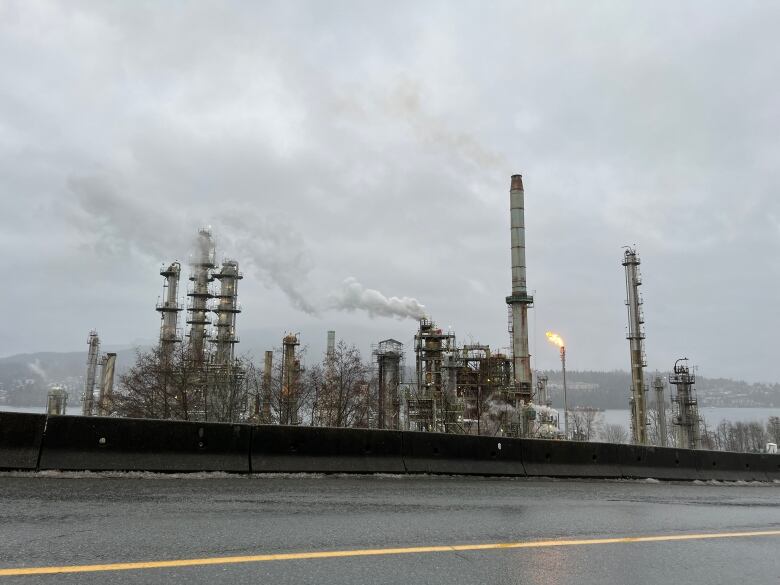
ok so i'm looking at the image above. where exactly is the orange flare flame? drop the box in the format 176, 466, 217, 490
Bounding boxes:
546, 331, 565, 348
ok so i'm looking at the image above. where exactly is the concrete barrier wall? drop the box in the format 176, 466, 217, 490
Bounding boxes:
696, 450, 769, 482
39, 416, 251, 472
618, 445, 703, 481
3, 412, 775, 480
521, 438, 621, 478
759, 453, 780, 482
251, 425, 405, 473
402, 431, 525, 475
0, 412, 46, 471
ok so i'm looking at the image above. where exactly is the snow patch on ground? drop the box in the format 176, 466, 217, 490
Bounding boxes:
0, 470, 776, 486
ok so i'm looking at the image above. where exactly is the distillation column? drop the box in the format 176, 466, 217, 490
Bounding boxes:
375, 340, 403, 430
327, 330, 336, 356
82, 330, 100, 416
187, 229, 216, 365
536, 373, 550, 407
210, 260, 242, 365
157, 262, 182, 358
653, 374, 668, 447
623, 247, 648, 445
670, 359, 701, 449
280, 334, 300, 425
505, 175, 534, 409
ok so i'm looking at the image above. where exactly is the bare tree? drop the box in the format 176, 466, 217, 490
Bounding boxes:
570, 407, 603, 441
312, 341, 372, 428
113, 342, 249, 422
243, 359, 263, 421
601, 423, 629, 444
204, 361, 249, 423
767, 416, 780, 444
699, 417, 717, 450
647, 408, 674, 446
114, 344, 205, 420
262, 345, 315, 425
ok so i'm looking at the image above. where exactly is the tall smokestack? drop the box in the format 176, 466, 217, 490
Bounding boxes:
280, 334, 300, 425
623, 247, 647, 444
506, 174, 533, 406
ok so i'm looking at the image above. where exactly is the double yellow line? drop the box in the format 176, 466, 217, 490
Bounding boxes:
2, 530, 779, 576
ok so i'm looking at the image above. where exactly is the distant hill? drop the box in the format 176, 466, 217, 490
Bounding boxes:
539, 370, 780, 409
0, 348, 141, 407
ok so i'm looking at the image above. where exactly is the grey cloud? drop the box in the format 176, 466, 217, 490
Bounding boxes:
1, 1, 779, 382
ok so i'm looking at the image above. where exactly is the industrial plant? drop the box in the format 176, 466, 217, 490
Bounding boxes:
66, 172, 718, 450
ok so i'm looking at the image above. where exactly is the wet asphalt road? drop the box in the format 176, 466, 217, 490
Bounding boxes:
0, 473, 778, 584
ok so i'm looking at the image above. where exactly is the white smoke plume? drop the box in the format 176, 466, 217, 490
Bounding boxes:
27, 360, 47, 381
330, 277, 426, 321
65, 175, 319, 315
214, 212, 319, 315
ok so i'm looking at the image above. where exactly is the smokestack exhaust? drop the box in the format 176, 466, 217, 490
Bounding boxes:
506, 174, 533, 407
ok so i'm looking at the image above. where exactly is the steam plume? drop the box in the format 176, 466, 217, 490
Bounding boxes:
27, 360, 47, 381
66, 175, 319, 315
331, 277, 426, 320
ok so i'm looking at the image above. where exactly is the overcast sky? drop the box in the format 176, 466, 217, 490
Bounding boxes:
1, 1, 778, 381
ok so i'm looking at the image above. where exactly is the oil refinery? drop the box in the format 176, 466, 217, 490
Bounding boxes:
68, 173, 716, 450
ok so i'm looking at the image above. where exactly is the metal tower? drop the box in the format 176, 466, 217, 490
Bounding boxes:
413, 318, 456, 432
670, 359, 701, 449
535, 373, 550, 407
505, 175, 534, 410
82, 330, 100, 416
622, 247, 648, 445
653, 374, 668, 447
560, 345, 568, 439
187, 228, 216, 365
262, 350, 273, 423
327, 330, 336, 356
374, 339, 403, 430
280, 334, 301, 425
210, 260, 242, 365
156, 261, 182, 356
47, 386, 68, 415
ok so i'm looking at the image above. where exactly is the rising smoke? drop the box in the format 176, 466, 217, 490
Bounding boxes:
330, 277, 426, 320
27, 360, 47, 381
66, 175, 427, 320
66, 175, 320, 314
213, 211, 319, 315
387, 78, 511, 173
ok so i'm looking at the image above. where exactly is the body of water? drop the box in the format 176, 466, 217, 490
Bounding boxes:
602, 407, 780, 430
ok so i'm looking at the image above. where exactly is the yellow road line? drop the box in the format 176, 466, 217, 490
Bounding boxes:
1, 530, 779, 576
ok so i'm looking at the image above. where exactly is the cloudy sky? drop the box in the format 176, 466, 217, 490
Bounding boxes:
1, 1, 778, 381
